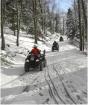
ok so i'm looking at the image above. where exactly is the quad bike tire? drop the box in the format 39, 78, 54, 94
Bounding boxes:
52, 47, 54, 52
24, 62, 29, 72
40, 62, 43, 71
43, 59, 47, 67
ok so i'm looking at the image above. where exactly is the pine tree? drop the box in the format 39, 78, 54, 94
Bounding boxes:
66, 8, 75, 39
6, 2, 17, 36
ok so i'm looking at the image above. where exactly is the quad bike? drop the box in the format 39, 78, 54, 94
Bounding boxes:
52, 44, 59, 52
24, 50, 46, 72
59, 36, 64, 41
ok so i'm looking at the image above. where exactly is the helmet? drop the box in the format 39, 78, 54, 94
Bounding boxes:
33, 44, 37, 48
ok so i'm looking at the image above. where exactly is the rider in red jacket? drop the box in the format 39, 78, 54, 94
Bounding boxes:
31, 45, 40, 57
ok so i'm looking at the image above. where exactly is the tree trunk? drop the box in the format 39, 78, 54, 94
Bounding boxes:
13, 15, 16, 36
38, 0, 43, 31
78, 0, 83, 51
43, 3, 46, 34
55, 14, 58, 33
16, 0, 20, 46
1, 0, 5, 50
32, 0, 37, 44
63, 17, 64, 35
82, 25, 84, 51
81, 0, 87, 30
81, 0, 87, 42
74, 0, 77, 35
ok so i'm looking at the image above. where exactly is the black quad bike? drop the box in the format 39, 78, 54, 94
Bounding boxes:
52, 44, 59, 52
24, 51, 46, 72
59, 36, 64, 41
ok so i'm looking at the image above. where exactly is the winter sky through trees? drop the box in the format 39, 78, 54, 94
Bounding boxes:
52, 0, 74, 12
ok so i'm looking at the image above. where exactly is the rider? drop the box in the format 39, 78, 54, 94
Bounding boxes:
31, 44, 41, 58
53, 41, 57, 47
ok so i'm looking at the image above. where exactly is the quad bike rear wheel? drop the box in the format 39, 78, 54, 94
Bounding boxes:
43, 59, 47, 67
24, 62, 29, 72
40, 62, 43, 71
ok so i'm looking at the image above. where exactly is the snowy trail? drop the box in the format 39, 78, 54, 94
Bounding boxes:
1, 41, 87, 104
44, 61, 86, 104
45, 66, 66, 104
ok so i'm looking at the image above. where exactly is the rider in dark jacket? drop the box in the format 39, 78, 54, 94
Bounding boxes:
53, 41, 57, 47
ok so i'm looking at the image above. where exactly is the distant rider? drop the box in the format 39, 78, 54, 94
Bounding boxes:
53, 41, 57, 47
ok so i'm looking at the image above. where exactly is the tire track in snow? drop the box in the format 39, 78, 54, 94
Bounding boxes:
45, 66, 66, 104
47, 66, 66, 104
53, 65, 76, 104
44, 67, 59, 104
22, 72, 42, 92
54, 64, 87, 104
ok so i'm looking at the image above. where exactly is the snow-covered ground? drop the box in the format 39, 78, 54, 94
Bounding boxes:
0, 30, 87, 104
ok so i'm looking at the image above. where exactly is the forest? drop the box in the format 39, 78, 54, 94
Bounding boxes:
1, 0, 87, 51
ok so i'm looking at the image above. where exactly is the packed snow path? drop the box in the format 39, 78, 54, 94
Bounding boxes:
1, 41, 87, 104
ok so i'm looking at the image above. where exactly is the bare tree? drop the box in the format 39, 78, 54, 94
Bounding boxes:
16, 0, 22, 46
32, 0, 37, 44
81, 0, 87, 43
81, 0, 87, 31
1, 0, 5, 50
78, 0, 83, 51
16, 0, 19, 46
38, 0, 44, 31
